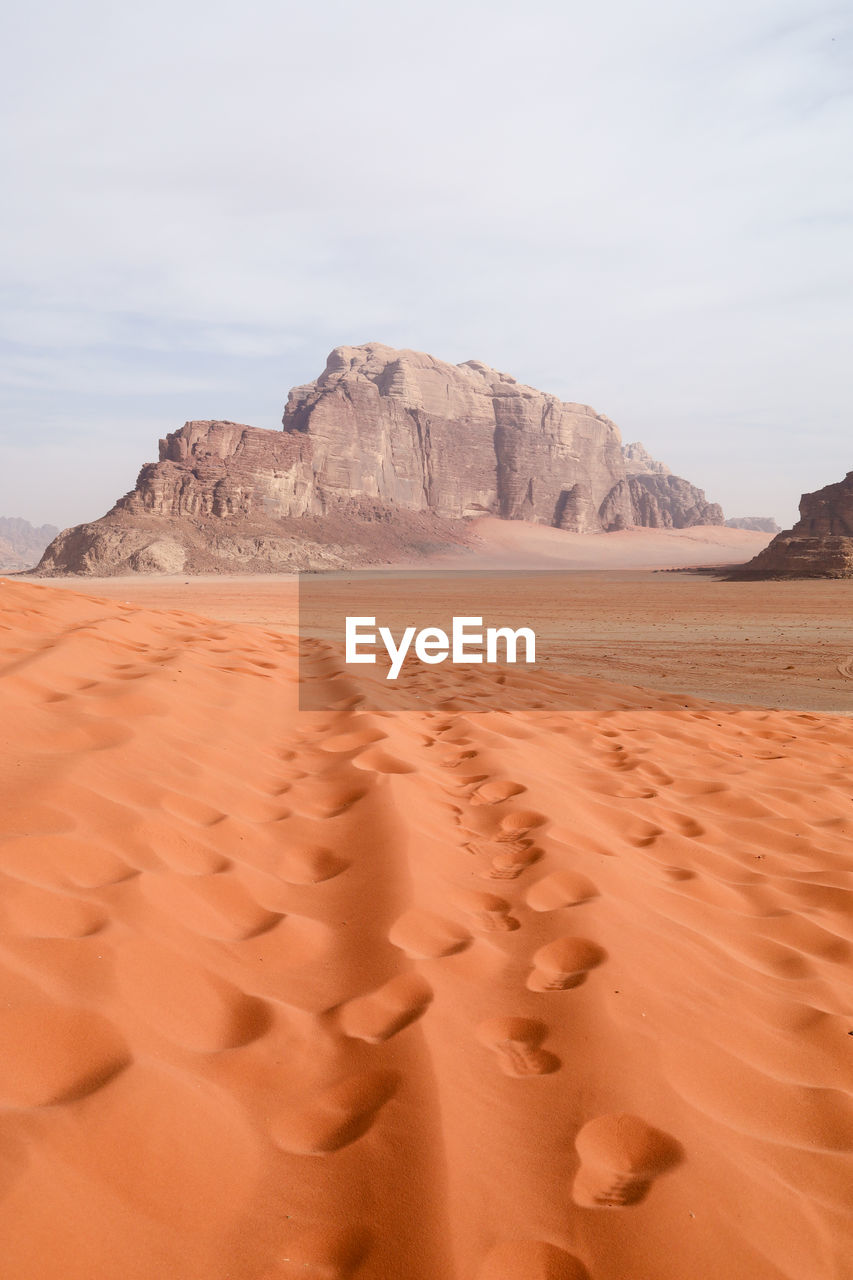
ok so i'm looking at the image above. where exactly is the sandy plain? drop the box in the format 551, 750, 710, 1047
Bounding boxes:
2, 546, 853, 1279
36, 565, 853, 713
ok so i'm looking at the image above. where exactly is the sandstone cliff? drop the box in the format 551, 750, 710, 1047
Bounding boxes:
37, 343, 724, 575
736, 472, 853, 578
600, 473, 723, 531
616, 442, 722, 529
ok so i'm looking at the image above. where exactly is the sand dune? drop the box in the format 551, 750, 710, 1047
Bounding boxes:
424, 518, 773, 569
1, 576, 852, 1279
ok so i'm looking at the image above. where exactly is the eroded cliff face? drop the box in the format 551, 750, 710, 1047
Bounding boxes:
105, 345, 638, 530
122, 421, 312, 520
601, 474, 724, 531
281, 344, 637, 528
36, 343, 724, 575
737, 472, 853, 578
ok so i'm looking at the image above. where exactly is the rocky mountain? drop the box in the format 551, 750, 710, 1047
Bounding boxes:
613, 442, 723, 529
621, 441, 671, 476
0, 517, 60, 572
725, 517, 780, 534
735, 472, 853, 578
601, 472, 722, 531
37, 343, 724, 575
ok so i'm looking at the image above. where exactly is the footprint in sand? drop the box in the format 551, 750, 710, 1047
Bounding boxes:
450, 888, 521, 932
449, 773, 490, 799
133, 817, 229, 875
527, 937, 606, 991
388, 909, 472, 959
337, 973, 433, 1043
0, 881, 106, 938
476, 840, 543, 881
497, 810, 547, 839
477, 1240, 589, 1279
470, 780, 527, 806
625, 819, 665, 848
659, 865, 696, 882
279, 844, 349, 885
351, 747, 415, 774
290, 778, 369, 819
270, 1068, 400, 1155
476, 1017, 560, 1077
572, 1113, 682, 1208
525, 871, 599, 912
0, 833, 137, 890
116, 939, 271, 1053
669, 813, 706, 838
140, 871, 282, 942
0, 1000, 131, 1108
602, 750, 640, 773
160, 792, 228, 828
436, 746, 478, 769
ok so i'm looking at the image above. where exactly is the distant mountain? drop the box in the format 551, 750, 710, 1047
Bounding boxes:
725, 517, 780, 534
0, 517, 60, 572
37, 344, 723, 575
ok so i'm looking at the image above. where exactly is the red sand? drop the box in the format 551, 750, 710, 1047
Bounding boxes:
1, 575, 852, 1279
433, 517, 772, 570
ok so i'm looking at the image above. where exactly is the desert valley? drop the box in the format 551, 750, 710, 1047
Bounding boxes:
2, 337, 853, 1279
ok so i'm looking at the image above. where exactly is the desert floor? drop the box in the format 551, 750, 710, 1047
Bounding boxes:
1, 571, 852, 1280
35, 568, 853, 712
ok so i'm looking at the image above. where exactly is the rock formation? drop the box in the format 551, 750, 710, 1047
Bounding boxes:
736, 472, 853, 578
621, 441, 671, 477
37, 343, 724, 575
601, 473, 723, 531
725, 517, 780, 534
0, 517, 59, 572
616, 441, 723, 529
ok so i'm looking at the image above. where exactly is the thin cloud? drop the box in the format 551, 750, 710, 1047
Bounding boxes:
0, 0, 850, 528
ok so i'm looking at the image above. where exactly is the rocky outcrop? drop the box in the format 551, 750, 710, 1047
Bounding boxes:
725, 517, 780, 534
36, 344, 724, 575
599, 474, 723, 531
37, 503, 475, 577
621, 441, 671, 477
736, 472, 853, 578
126, 347, 635, 529
614, 443, 722, 530
0, 517, 59, 572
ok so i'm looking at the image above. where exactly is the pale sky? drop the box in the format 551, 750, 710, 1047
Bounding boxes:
1, 0, 851, 530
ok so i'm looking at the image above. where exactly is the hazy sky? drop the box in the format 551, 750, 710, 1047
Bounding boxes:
1, 0, 851, 530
